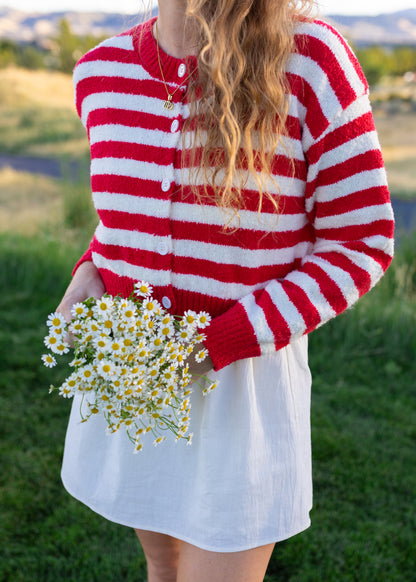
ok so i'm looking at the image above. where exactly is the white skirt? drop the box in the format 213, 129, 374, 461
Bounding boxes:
61, 336, 312, 552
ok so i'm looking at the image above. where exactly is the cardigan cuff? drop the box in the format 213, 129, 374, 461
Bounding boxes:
203, 301, 262, 371
72, 248, 93, 277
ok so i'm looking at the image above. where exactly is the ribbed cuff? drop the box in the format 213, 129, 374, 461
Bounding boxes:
203, 301, 261, 371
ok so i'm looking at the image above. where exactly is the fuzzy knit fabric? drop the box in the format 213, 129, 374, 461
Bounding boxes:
73, 16, 394, 371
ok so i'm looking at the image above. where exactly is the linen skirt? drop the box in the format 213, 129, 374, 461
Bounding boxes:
61, 335, 312, 552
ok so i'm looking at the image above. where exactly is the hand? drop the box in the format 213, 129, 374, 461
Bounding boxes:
56, 261, 105, 324
187, 350, 214, 381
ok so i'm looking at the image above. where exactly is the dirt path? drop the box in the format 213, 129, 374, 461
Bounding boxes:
0, 154, 83, 180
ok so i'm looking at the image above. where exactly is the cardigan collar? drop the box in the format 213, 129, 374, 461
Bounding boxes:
132, 16, 198, 86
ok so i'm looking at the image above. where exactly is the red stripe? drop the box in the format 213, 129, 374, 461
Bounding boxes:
172, 256, 302, 286
301, 261, 347, 314
95, 207, 312, 251
287, 72, 329, 139
315, 150, 385, 189
170, 220, 313, 250
92, 175, 170, 199
93, 240, 171, 271
77, 45, 137, 65
91, 141, 175, 165
282, 280, 321, 333
316, 220, 394, 242
307, 111, 376, 166
98, 210, 170, 236
300, 35, 357, 110
88, 108, 166, 131
315, 251, 371, 296
253, 288, 292, 349
316, 187, 390, 218
312, 20, 368, 90
342, 241, 393, 271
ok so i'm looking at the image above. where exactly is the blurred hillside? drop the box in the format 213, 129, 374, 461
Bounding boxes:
0, 6, 415, 46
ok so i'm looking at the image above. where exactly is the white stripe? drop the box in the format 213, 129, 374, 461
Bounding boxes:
92, 191, 171, 217
309, 255, 359, 307
315, 203, 393, 230
94, 221, 311, 267
295, 20, 367, 98
89, 124, 173, 148
92, 252, 171, 287
307, 131, 380, 181
171, 272, 257, 300
342, 248, 386, 288
75, 59, 148, 85
171, 201, 308, 232
286, 52, 341, 124
362, 234, 394, 257
174, 238, 311, 268
239, 293, 276, 354
91, 157, 180, 180
95, 223, 170, 252
178, 166, 306, 198
99, 34, 134, 51
284, 271, 336, 322
92, 184, 307, 232
89, 121, 305, 165
80, 92, 183, 127
313, 168, 388, 203
265, 280, 306, 336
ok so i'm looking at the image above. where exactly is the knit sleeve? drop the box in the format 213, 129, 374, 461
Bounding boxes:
204, 92, 394, 371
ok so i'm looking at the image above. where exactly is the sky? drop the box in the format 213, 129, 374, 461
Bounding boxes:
4, 0, 416, 16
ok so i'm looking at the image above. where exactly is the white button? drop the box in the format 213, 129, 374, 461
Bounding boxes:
157, 241, 169, 255
178, 63, 186, 78
161, 178, 170, 192
171, 119, 179, 133
162, 296, 172, 309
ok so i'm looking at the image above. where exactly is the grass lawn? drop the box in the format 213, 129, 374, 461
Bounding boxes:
0, 227, 415, 582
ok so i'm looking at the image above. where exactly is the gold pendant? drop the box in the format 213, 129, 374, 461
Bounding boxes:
163, 99, 174, 111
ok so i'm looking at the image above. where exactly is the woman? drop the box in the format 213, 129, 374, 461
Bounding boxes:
57, 1, 394, 580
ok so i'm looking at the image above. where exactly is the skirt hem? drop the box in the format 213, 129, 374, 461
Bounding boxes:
61, 474, 312, 552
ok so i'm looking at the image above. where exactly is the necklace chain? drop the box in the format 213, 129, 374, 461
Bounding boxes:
155, 23, 197, 111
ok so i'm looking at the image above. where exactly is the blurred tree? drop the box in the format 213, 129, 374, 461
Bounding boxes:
53, 18, 106, 73
356, 46, 392, 86
18, 45, 47, 70
0, 39, 18, 68
55, 18, 79, 74
390, 47, 416, 76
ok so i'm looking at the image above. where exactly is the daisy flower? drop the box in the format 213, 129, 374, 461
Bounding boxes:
94, 296, 114, 316
98, 360, 116, 378
134, 281, 153, 297
184, 310, 198, 327
142, 298, 161, 315
196, 311, 211, 328
42, 354, 57, 368
93, 336, 111, 351
195, 349, 208, 363
71, 302, 88, 318
46, 312, 66, 329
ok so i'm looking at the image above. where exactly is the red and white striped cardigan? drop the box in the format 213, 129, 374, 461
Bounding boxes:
73, 16, 394, 371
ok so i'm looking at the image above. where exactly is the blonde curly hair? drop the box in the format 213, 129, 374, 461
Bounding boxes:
181, 0, 315, 216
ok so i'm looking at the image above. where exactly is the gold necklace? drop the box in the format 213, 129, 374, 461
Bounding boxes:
155, 23, 197, 111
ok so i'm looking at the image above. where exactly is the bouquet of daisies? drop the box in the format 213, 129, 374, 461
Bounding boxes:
42, 281, 217, 452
